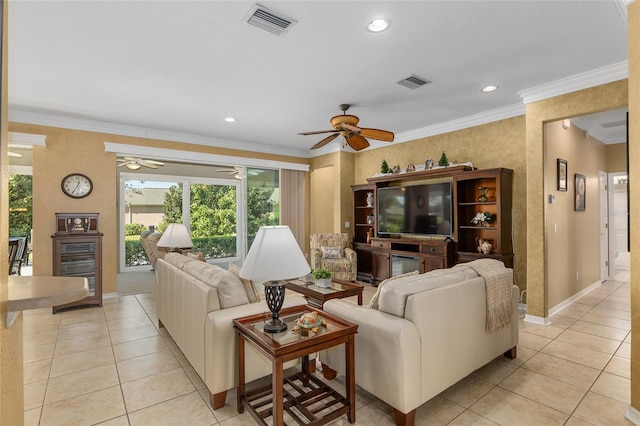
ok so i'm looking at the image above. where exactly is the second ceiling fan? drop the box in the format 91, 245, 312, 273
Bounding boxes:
299, 104, 394, 151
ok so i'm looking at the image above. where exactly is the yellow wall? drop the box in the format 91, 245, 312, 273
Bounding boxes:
628, 0, 639, 413
9, 122, 309, 294
606, 142, 628, 172
1, 0, 25, 422
544, 121, 607, 309
353, 116, 528, 293
525, 79, 628, 319
310, 164, 334, 234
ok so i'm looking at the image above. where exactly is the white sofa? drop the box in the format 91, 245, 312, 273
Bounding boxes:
155, 253, 308, 409
319, 259, 519, 426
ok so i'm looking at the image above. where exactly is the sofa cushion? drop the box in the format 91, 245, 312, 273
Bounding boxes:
182, 260, 249, 308
369, 270, 419, 310
228, 262, 260, 303
378, 267, 479, 317
186, 251, 205, 262
164, 252, 196, 270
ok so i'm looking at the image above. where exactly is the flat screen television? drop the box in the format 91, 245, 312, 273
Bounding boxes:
377, 182, 452, 237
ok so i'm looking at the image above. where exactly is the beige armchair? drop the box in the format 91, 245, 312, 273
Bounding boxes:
310, 233, 357, 281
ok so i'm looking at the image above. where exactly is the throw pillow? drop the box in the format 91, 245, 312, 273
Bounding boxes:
185, 251, 205, 262
321, 246, 342, 259
228, 262, 261, 303
182, 261, 249, 308
368, 270, 420, 310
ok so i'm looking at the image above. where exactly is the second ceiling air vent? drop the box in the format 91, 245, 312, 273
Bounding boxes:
245, 4, 297, 36
396, 75, 431, 90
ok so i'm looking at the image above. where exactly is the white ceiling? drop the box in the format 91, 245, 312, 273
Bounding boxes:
8, 1, 630, 158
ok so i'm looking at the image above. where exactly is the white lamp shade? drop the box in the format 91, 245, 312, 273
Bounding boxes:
157, 223, 193, 248
240, 226, 310, 281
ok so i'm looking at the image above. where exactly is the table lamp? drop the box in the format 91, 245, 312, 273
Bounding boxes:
157, 223, 193, 253
240, 225, 311, 333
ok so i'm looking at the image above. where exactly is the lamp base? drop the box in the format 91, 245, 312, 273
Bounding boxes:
263, 319, 288, 333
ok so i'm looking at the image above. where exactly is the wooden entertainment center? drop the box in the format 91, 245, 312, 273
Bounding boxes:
352, 166, 513, 284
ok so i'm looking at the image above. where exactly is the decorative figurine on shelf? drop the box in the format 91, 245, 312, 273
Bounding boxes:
475, 238, 493, 254
392, 165, 401, 174
406, 163, 416, 173
425, 159, 434, 170
438, 151, 449, 167
471, 211, 493, 227
478, 186, 489, 202
381, 159, 391, 174
366, 192, 374, 207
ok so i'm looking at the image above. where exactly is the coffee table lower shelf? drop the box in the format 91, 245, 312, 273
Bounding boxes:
240, 369, 350, 425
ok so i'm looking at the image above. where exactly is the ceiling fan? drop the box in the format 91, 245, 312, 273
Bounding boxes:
213, 165, 244, 180
117, 157, 165, 170
299, 104, 395, 151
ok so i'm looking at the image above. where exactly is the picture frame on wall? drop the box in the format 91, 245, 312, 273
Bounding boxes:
575, 173, 586, 211
557, 159, 567, 192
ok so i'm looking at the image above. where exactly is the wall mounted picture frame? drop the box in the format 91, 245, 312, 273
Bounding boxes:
557, 159, 567, 192
575, 173, 586, 211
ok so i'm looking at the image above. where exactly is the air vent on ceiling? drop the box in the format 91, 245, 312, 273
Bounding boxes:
601, 120, 626, 128
245, 4, 297, 36
396, 75, 431, 90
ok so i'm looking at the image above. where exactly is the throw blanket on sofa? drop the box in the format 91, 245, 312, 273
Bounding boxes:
459, 259, 513, 332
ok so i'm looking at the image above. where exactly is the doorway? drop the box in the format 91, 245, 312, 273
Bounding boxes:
608, 172, 629, 275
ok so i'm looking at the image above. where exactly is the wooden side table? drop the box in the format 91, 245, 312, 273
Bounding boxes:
284, 278, 364, 309
234, 305, 358, 425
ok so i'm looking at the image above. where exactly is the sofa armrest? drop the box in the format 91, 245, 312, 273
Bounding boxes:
204, 295, 308, 395
320, 300, 422, 414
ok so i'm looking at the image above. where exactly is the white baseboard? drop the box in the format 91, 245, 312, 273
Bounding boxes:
626, 406, 640, 425
524, 314, 551, 325
548, 280, 601, 317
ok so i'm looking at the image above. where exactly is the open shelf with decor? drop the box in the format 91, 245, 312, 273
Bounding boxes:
453, 168, 513, 266
351, 184, 376, 282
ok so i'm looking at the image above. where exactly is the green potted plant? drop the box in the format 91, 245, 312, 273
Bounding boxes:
312, 267, 332, 288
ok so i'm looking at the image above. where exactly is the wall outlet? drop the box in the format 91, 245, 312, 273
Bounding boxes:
576, 272, 579, 281
345, 221, 350, 229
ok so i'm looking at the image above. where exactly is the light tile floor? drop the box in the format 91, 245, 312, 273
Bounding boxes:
23, 271, 633, 425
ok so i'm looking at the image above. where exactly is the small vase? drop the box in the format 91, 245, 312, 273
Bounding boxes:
366, 192, 374, 207
478, 187, 489, 203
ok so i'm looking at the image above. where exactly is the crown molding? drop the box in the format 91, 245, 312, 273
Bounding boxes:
8, 107, 310, 159
384, 103, 525, 147
518, 61, 628, 104
104, 142, 309, 172
8, 131, 46, 146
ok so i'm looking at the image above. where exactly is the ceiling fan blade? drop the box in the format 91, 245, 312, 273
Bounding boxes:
359, 128, 395, 142
340, 123, 361, 133
138, 160, 159, 168
8, 151, 22, 158
117, 163, 129, 167
298, 130, 338, 136
310, 133, 339, 150
144, 159, 165, 165
346, 134, 370, 151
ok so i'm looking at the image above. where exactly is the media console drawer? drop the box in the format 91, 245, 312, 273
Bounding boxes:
371, 240, 391, 249
421, 245, 445, 256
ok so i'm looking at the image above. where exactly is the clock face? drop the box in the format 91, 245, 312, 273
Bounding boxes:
61, 173, 93, 198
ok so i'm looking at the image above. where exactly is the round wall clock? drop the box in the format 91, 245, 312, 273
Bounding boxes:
61, 173, 93, 198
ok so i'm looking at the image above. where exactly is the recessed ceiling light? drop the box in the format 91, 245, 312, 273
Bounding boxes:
367, 18, 390, 33
224, 117, 236, 123
481, 85, 499, 93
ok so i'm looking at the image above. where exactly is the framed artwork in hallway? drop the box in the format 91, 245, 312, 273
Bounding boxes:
575, 173, 586, 211
557, 159, 567, 192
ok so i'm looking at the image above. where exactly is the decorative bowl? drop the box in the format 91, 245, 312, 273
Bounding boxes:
292, 311, 327, 335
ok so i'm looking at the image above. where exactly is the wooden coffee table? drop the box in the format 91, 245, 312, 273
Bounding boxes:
234, 305, 358, 425
284, 278, 364, 309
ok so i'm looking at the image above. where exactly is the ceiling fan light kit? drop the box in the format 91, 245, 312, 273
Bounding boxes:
299, 104, 394, 151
